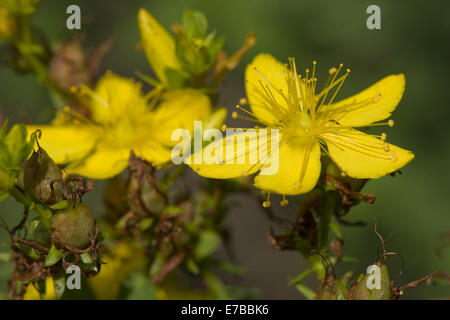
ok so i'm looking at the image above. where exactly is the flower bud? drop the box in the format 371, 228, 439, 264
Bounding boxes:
23, 147, 64, 205
52, 203, 95, 249
348, 263, 391, 300
128, 176, 166, 215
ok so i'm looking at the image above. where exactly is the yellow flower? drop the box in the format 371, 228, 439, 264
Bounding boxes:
23, 276, 56, 300
138, 8, 182, 86
88, 240, 146, 300
27, 72, 211, 179
0, 7, 15, 39
190, 54, 414, 202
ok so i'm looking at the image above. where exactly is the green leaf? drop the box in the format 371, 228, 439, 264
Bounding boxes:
5, 124, 30, 166
80, 252, 97, 273
194, 230, 221, 259
216, 260, 246, 276
29, 218, 40, 234
0, 251, 11, 262
140, 217, 154, 231
164, 66, 190, 88
163, 205, 183, 215
45, 244, 63, 267
295, 284, 316, 300
186, 259, 200, 275
50, 200, 69, 210
135, 71, 160, 87
35, 205, 52, 231
183, 9, 208, 40
124, 271, 156, 300
288, 268, 314, 286
53, 275, 66, 299
80, 252, 94, 265
208, 36, 225, 59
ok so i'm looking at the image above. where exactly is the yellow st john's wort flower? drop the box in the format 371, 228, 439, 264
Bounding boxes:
23, 276, 57, 300
138, 8, 182, 86
190, 54, 414, 205
27, 72, 211, 179
88, 240, 146, 300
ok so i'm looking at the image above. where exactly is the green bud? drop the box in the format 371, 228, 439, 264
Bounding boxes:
174, 9, 225, 77
348, 263, 391, 300
23, 147, 64, 205
129, 177, 166, 215
52, 203, 96, 249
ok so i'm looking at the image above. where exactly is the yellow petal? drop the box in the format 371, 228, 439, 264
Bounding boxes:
68, 143, 130, 179
26, 125, 98, 165
323, 128, 414, 179
189, 129, 278, 179
138, 8, 181, 85
151, 89, 212, 147
45, 276, 56, 300
23, 283, 41, 300
245, 53, 289, 124
318, 74, 405, 127
133, 141, 173, 165
90, 72, 148, 124
254, 138, 321, 195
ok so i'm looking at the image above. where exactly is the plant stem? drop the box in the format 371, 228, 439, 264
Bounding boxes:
317, 190, 337, 251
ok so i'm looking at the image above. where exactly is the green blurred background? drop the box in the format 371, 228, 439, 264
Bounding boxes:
1, 0, 449, 299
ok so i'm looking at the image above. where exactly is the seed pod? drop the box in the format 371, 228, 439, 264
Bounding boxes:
23, 147, 64, 205
52, 203, 96, 249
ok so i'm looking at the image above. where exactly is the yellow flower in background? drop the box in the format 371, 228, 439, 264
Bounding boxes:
23, 276, 56, 300
27, 72, 211, 179
190, 54, 414, 204
138, 8, 182, 86
88, 240, 146, 300
0, 7, 15, 40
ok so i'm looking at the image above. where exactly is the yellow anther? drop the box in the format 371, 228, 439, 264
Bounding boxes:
346, 68, 351, 73
383, 143, 390, 152
388, 120, 395, 127
280, 195, 289, 207
280, 199, 289, 207
262, 201, 272, 208
221, 124, 227, 132
381, 133, 387, 141
239, 97, 248, 105
232, 112, 238, 119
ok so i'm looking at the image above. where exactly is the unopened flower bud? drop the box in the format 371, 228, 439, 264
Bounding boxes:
23, 147, 64, 205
